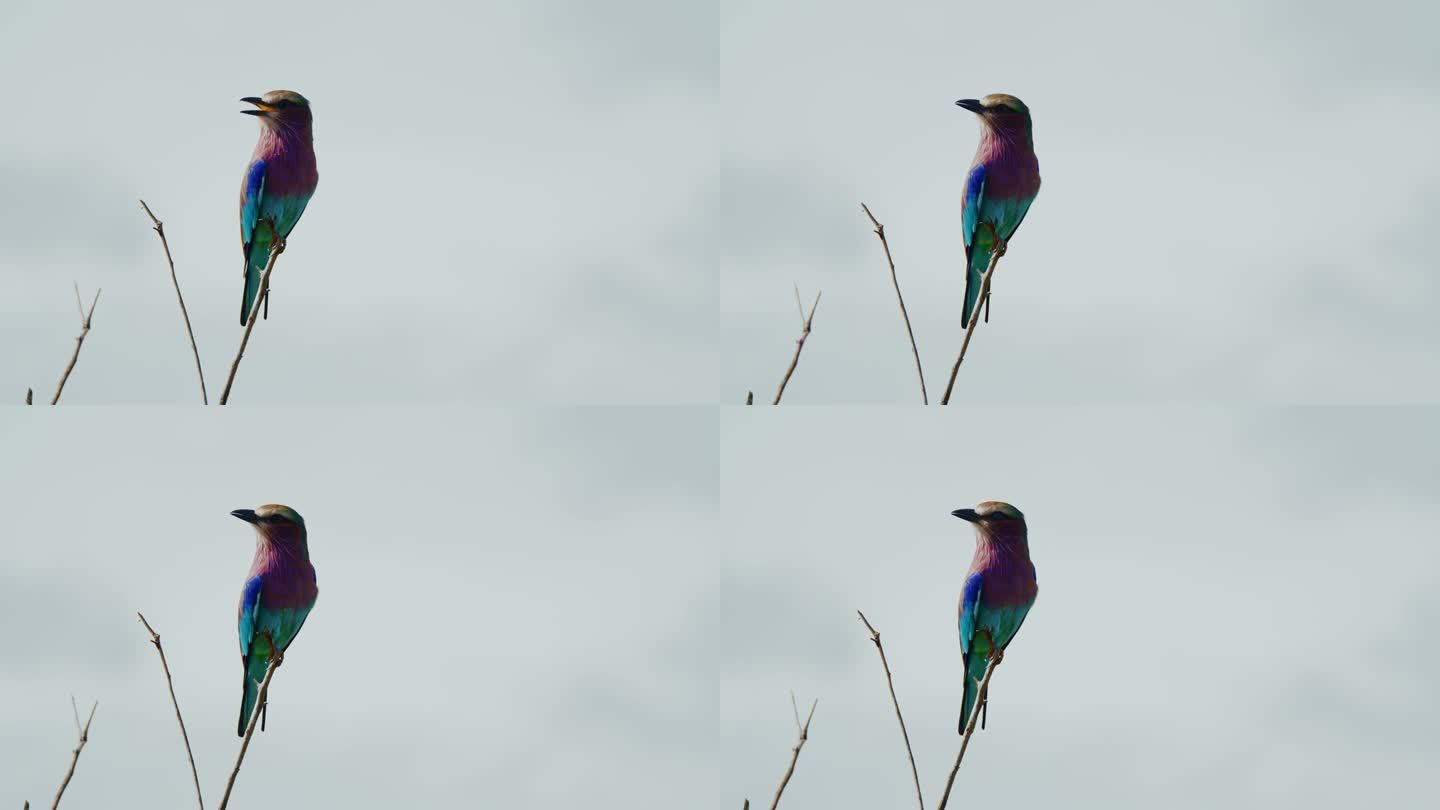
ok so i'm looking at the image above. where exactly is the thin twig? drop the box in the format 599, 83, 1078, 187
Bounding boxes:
772, 290, 821, 405
767, 694, 817, 810
939, 246, 1003, 405
49, 285, 100, 405
137, 613, 205, 810
857, 611, 924, 810
140, 200, 208, 405
49, 699, 96, 809
218, 242, 284, 405
216, 650, 283, 810
861, 204, 928, 404
934, 651, 1002, 810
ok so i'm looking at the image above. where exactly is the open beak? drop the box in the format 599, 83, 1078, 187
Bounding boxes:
955, 98, 985, 114
951, 508, 981, 522
231, 508, 260, 524
240, 97, 272, 116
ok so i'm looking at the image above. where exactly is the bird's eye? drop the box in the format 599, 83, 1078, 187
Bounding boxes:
274, 100, 290, 109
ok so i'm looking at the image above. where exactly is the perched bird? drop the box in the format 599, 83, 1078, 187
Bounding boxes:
233, 503, 318, 736
952, 501, 1038, 733
238, 90, 319, 324
955, 94, 1041, 325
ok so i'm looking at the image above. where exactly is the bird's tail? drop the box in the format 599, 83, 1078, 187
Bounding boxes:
240, 232, 272, 325
958, 643, 993, 734
960, 230, 994, 327
237, 652, 270, 736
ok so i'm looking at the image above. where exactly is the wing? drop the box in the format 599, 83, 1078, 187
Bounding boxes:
238, 575, 263, 657
961, 164, 987, 261
239, 160, 268, 261
958, 572, 983, 658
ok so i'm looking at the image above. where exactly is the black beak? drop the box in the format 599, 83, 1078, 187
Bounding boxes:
951, 508, 981, 522
955, 99, 985, 114
240, 97, 267, 116
231, 508, 259, 524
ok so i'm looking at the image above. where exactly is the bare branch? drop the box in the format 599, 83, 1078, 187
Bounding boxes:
857, 611, 924, 810
772, 290, 822, 405
49, 286, 101, 405
49, 699, 96, 809
939, 245, 1004, 405
140, 200, 208, 405
935, 650, 1002, 810
218, 241, 285, 405
861, 204, 928, 404
767, 695, 817, 810
138, 613, 205, 809
216, 649, 284, 810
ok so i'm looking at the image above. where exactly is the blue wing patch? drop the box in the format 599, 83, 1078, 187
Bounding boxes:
238, 576, 262, 656
240, 160, 267, 250
962, 164, 987, 250
958, 573, 983, 656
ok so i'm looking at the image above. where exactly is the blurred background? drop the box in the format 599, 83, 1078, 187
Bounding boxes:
720, 0, 1440, 404
0, 0, 717, 403
0, 408, 716, 806
719, 406, 1438, 808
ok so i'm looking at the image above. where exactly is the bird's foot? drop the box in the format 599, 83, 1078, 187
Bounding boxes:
993, 238, 1008, 258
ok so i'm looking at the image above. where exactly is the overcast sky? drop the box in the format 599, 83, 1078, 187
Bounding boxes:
719, 407, 1438, 808
0, 408, 716, 807
0, 0, 716, 404
722, 0, 1440, 404
2, 1, 1437, 808
2, 1, 1435, 405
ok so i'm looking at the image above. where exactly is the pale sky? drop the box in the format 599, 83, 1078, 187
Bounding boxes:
1, 1, 1436, 809
0, 409, 717, 807
721, 0, 1440, 405
719, 407, 1438, 809
0, 0, 715, 404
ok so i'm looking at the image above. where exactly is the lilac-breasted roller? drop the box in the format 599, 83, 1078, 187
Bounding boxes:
955, 94, 1041, 325
952, 501, 1037, 733
232, 503, 318, 736
238, 90, 319, 324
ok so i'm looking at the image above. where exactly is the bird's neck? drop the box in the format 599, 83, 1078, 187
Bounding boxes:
974, 527, 1030, 566
975, 123, 1034, 162
253, 528, 309, 569
255, 123, 313, 157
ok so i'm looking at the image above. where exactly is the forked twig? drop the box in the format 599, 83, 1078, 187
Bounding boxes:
860, 204, 927, 404
50, 698, 97, 809
137, 613, 205, 809
49, 285, 101, 404
857, 611, 924, 810
772, 290, 822, 405
139, 200, 208, 404
216, 650, 283, 810
939, 245, 1003, 405
218, 242, 284, 405
934, 650, 1002, 810
767, 694, 818, 810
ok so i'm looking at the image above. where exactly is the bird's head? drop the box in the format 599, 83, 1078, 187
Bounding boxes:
232, 503, 307, 546
951, 500, 1027, 544
241, 90, 313, 132
955, 93, 1032, 135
